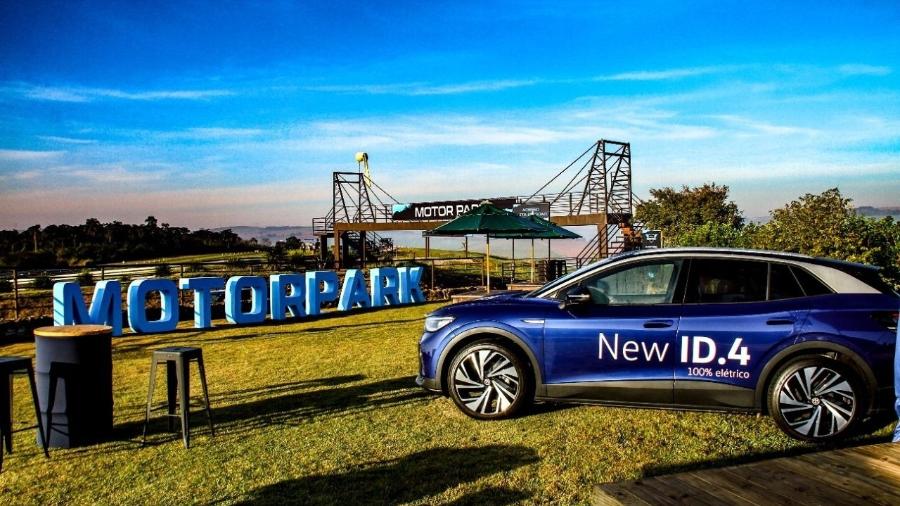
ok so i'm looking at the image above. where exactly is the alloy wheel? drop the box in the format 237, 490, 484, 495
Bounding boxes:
452, 349, 521, 416
777, 365, 856, 439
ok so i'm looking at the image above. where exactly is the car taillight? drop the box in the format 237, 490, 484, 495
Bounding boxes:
872, 311, 898, 331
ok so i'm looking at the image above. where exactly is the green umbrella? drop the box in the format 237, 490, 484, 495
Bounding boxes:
491, 215, 581, 239
491, 215, 581, 283
428, 202, 545, 292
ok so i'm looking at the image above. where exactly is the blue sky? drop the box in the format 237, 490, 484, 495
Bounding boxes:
1, 1, 898, 229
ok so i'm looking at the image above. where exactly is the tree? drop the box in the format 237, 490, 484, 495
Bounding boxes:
635, 183, 744, 246
750, 188, 851, 257
750, 188, 900, 287
674, 221, 750, 248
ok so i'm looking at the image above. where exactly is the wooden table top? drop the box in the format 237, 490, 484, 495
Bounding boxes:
33, 325, 113, 338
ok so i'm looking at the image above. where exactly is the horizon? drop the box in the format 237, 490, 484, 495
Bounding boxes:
1, 1, 898, 229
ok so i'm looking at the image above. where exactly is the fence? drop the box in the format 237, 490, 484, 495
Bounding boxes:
0, 255, 575, 321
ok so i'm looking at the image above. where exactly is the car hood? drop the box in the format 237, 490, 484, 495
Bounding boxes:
429, 291, 558, 316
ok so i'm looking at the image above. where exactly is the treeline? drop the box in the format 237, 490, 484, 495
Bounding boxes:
0, 216, 254, 268
636, 186, 900, 287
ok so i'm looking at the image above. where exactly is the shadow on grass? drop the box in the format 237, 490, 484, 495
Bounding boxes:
130, 375, 427, 440
114, 316, 424, 352
116, 375, 367, 414
237, 445, 538, 505
206, 375, 366, 404
302, 317, 422, 333
638, 431, 894, 479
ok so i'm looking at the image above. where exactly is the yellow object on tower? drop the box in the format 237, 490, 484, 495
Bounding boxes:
356, 151, 372, 188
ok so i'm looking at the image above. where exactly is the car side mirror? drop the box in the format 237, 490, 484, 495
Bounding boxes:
559, 286, 591, 309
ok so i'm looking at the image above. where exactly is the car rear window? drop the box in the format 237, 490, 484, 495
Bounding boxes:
789, 266, 833, 296
769, 263, 805, 300
843, 267, 898, 295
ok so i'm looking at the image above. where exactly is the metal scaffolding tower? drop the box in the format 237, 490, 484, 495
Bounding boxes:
313, 139, 639, 268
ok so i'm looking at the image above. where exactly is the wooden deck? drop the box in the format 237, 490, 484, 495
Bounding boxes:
594, 442, 900, 505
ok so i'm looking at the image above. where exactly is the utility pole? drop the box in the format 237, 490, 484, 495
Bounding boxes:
13, 269, 19, 320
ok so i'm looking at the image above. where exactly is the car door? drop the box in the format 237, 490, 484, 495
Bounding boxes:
543, 258, 684, 405
674, 258, 810, 409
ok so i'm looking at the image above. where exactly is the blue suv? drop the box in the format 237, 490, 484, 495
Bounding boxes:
416, 248, 899, 442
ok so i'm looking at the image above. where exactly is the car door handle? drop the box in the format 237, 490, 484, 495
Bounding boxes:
766, 318, 794, 326
643, 320, 674, 329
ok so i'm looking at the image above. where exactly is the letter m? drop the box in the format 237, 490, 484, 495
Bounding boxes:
53, 281, 123, 336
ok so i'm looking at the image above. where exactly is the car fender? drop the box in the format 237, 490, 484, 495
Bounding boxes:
435, 320, 544, 395
753, 333, 878, 411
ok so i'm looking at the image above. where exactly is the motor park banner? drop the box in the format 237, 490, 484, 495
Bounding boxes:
53, 266, 425, 336
391, 198, 517, 221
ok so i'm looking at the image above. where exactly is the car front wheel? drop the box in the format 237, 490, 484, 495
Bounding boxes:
767, 357, 863, 442
447, 340, 532, 420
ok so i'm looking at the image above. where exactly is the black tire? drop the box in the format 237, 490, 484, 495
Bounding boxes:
446, 340, 533, 420
767, 357, 864, 443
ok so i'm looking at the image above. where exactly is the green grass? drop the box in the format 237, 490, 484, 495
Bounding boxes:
0, 304, 891, 504
119, 251, 267, 265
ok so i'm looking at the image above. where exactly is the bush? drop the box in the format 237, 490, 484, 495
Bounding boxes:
76, 270, 94, 285
33, 274, 53, 289
672, 221, 750, 248
0, 279, 11, 293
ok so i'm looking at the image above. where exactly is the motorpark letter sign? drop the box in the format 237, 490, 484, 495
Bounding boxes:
53, 266, 426, 336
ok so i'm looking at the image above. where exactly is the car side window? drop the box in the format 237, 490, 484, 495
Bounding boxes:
768, 263, 805, 300
686, 258, 767, 303
580, 261, 681, 305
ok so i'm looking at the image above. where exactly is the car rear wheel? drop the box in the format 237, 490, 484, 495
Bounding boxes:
767, 357, 863, 442
447, 340, 532, 420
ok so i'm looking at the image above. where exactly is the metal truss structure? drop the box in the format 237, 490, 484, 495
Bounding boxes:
313, 139, 639, 268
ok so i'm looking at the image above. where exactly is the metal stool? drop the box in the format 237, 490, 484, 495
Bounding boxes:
141, 347, 214, 448
0, 356, 49, 471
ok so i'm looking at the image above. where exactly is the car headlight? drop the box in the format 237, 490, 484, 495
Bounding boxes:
424, 316, 455, 333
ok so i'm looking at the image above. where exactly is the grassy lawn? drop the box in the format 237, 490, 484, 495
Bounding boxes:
118, 251, 268, 265
0, 303, 891, 504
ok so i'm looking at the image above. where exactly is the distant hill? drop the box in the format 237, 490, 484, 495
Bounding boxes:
212, 226, 315, 244
747, 205, 897, 224
857, 206, 900, 218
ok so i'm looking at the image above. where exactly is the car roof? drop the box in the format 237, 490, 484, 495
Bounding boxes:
612, 247, 881, 272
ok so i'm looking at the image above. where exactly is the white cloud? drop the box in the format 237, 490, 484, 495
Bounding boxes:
302, 79, 540, 96
4, 170, 42, 180
710, 115, 821, 137
9, 84, 234, 102
186, 127, 264, 138
0, 149, 64, 161
837, 64, 891, 76
64, 164, 171, 184
301, 66, 743, 96
0, 179, 332, 229
597, 66, 731, 81
38, 136, 98, 144
281, 116, 584, 150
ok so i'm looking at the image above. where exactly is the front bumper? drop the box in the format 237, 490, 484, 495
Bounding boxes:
415, 374, 441, 393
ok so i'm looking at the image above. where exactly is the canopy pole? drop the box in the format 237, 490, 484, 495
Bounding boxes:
485, 235, 491, 293
511, 238, 515, 283
530, 239, 535, 284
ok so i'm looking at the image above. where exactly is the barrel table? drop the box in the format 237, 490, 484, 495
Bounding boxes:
33, 325, 113, 448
